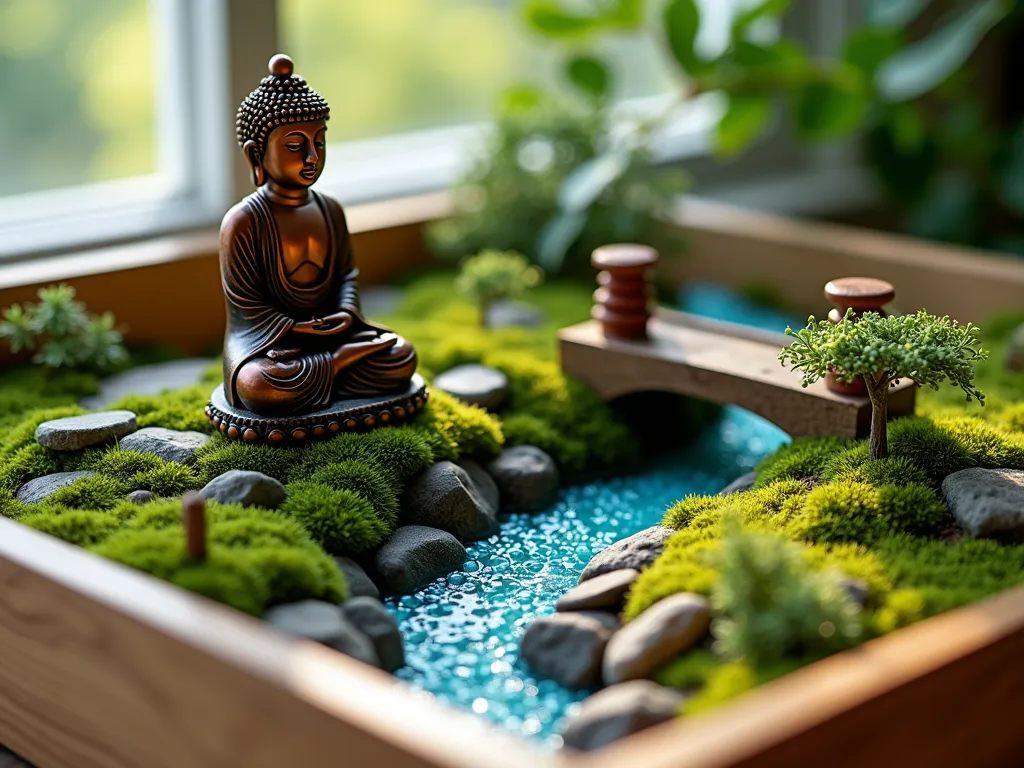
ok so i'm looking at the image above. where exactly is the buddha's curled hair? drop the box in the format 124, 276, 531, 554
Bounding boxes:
236, 54, 330, 157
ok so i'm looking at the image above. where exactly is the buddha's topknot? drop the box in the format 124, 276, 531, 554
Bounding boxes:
236, 54, 330, 156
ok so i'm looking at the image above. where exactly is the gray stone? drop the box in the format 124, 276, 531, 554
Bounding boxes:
603, 593, 711, 685
35, 410, 137, 451
342, 596, 405, 672
556, 569, 639, 613
520, 611, 619, 690
80, 358, 215, 409
359, 285, 403, 317
579, 525, 675, 583
374, 526, 466, 594
126, 489, 155, 505
841, 577, 870, 608
719, 471, 756, 496
486, 299, 545, 329
433, 364, 508, 411
561, 680, 686, 751
118, 427, 210, 464
264, 600, 381, 668
459, 459, 500, 513
942, 467, 1024, 540
403, 461, 497, 540
201, 470, 286, 509
486, 445, 559, 513
336, 556, 380, 599
16, 471, 96, 505
1006, 323, 1024, 371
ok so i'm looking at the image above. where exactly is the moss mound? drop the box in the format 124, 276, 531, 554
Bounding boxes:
279, 483, 390, 556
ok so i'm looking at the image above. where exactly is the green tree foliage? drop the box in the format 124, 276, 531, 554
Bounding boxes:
455, 250, 543, 327
780, 311, 987, 459
0, 285, 127, 372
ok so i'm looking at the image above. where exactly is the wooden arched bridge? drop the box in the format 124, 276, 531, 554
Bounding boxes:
559, 246, 915, 439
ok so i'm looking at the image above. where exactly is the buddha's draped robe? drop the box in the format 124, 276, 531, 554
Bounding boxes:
220, 188, 416, 415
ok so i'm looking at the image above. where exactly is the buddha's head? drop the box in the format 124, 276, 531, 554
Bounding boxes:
236, 54, 330, 189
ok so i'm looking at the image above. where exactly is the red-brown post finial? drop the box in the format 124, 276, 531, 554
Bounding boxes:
823, 276, 896, 396
183, 492, 207, 562
591, 244, 658, 340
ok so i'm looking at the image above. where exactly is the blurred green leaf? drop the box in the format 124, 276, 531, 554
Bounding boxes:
524, 1, 601, 38
536, 210, 588, 272
866, 119, 939, 202
876, 0, 1011, 102
907, 170, 980, 243
557, 149, 631, 211
867, 0, 931, 28
998, 120, 1024, 215
843, 27, 902, 79
729, 39, 809, 87
888, 103, 927, 153
566, 55, 611, 100
715, 94, 773, 158
498, 85, 545, 116
604, 0, 646, 28
663, 0, 705, 74
793, 71, 868, 140
732, 0, 791, 37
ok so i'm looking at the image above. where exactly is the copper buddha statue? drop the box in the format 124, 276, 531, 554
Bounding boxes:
206, 55, 424, 442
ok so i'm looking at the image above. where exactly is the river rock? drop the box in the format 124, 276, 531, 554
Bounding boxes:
520, 611, 619, 689
459, 459, 500, 512
126, 489, 155, 505
80, 358, 215, 409
35, 410, 137, 451
486, 445, 558, 513
374, 526, 466, 594
201, 470, 286, 509
264, 600, 381, 667
486, 299, 545, 329
561, 680, 686, 751
1006, 323, 1024, 371
603, 593, 711, 685
118, 427, 210, 464
16, 471, 96, 505
842, 577, 870, 608
942, 467, 1024, 540
556, 569, 639, 613
402, 461, 497, 540
579, 525, 675, 583
336, 556, 380, 599
433, 364, 508, 411
719, 471, 756, 495
342, 596, 405, 672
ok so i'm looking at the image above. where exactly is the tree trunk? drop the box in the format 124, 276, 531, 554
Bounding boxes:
865, 375, 889, 460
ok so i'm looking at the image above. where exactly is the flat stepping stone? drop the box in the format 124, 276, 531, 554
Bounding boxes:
118, 427, 210, 464
80, 358, 215, 409
579, 525, 674, 583
126, 489, 155, 505
942, 467, 1024, 540
433, 364, 508, 411
561, 680, 686, 751
556, 569, 639, 612
374, 526, 466, 594
35, 411, 137, 451
17, 471, 96, 505
486, 445, 559, 513
335, 556, 380, 599
520, 611, 619, 690
201, 470, 286, 509
402, 461, 498, 540
264, 600, 381, 668
603, 593, 711, 685
486, 299, 545, 329
719, 471, 756, 495
341, 596, 405, 672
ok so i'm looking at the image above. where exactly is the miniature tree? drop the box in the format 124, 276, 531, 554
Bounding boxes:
779, 310, 987, 460
455, 250, 543, 328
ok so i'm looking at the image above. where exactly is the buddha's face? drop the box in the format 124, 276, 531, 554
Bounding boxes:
257, 119, 327, 188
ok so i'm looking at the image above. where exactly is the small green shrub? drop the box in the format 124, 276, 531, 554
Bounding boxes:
196, 438, 301, 484
311, 460, 399, 526
753, 437, 850, 488
279, 482, 390, 556
455, 250, 543, 327
710, 516, 862, 668
20, 509, 122, 546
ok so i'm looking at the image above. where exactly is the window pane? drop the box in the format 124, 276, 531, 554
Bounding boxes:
0, 0, 157, 198
281, 0, 676, 144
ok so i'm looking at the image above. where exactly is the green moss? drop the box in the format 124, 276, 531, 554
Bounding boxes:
0, 443, 60, 492
311, 460, 399, 526
935, 416, 1024, 469
195, 437, 301, 484
110, 384, 212, 433
77, 447, 163, 479
410, 389, 503, 461
681, 661, 757, 715
663, 481, 808, 530
279, 482, 390, 556
753, 437, 850, 488
821, 445, 930, 487
653, 649, 720, 690
245, 545, 347, 605
133, 463, 202, 497
36, 474, 129, 511
20, 509, 122, 546
0, 488, 26, 520
291, 428, 435, 485
886, 418, 976, 483
500, 413, 586, 469
0, 405, 87, 456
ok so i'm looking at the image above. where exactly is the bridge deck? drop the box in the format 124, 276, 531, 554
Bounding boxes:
559, 309, 916, 439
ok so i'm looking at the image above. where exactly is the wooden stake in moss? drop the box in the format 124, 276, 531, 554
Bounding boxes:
182, 492, 207, 561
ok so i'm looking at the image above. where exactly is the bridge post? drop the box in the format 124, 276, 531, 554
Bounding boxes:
591, 244, 657, 340
823, 277, 896, 396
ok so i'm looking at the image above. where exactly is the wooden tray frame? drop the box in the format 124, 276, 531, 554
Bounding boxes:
3, 199, 1024, 767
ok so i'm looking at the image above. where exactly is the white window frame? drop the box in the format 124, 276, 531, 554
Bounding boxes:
0, 0, 869, 265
